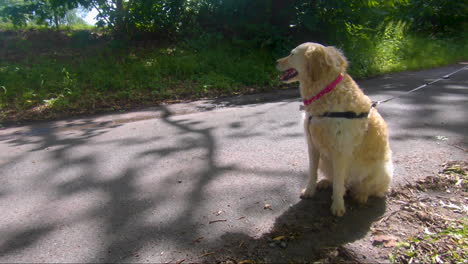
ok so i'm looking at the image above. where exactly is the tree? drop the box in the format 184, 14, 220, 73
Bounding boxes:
0, 0, 83, 28
1, 0, 465, 41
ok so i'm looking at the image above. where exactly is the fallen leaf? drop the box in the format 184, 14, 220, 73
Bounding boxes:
199, 252, 215, 258
384, 239, 397, 248
373, 234, 397, 247
192, 237, 204, 243
417, 211, 429, 221
446, 203, 462, 210
273, 235, 286, 241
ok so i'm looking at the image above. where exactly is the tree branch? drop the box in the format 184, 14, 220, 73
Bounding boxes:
90, 1, 112, 26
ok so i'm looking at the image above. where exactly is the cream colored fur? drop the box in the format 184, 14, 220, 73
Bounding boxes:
276, 42, 393, 216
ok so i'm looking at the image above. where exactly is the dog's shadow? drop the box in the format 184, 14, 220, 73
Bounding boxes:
212, 190, 386, 262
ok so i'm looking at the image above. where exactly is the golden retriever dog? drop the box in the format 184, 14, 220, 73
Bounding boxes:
276, 42, 393, 216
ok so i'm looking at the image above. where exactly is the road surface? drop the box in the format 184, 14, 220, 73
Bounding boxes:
0, 64, 466, 262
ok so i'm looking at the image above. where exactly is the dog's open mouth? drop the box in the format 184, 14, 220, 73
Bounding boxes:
280, 68, 298, 81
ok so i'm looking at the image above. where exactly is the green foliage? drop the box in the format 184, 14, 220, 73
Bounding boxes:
394, 0, 468, 36
0, 0, 88, 29
340, 21, 468, 77
2, 1, 466, 43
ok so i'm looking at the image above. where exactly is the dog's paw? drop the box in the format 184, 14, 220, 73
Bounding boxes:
353, 192, 369, 204
331, 200, 346, 217
317, 179, 331, 190
375, 191, 387, 198
300, 188, 316, 199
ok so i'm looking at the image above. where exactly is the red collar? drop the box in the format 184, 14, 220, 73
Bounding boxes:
303, 74, 344, 106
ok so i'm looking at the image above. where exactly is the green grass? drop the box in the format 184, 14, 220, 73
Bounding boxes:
0, 27, 467, 121
0, 36, 279, 120
339, 21, 468, 77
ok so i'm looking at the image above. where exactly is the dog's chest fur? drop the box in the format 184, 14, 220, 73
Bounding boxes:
305, 113, 368, 158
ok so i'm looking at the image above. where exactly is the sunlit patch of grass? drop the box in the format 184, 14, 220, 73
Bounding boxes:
342, 21, 468, 78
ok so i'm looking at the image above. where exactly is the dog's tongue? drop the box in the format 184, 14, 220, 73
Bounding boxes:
280, 68, 297, 81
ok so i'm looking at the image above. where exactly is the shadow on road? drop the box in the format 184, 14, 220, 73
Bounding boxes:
203, 191, 386, 263
0, 103, 386, 263
362, 66, 468, 148
0, 119, 119, 259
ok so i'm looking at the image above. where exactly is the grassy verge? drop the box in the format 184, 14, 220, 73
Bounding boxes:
0, 32, 279, 121
1, 29, 467, 122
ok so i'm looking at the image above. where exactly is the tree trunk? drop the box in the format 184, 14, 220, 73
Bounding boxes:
115, 0, 125, 34
53, 11, 60, 30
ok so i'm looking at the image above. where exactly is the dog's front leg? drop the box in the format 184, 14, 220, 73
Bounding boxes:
300, 125, 320, 199
331, 155, 348, 216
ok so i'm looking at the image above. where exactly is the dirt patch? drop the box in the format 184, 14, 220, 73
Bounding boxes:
382, 161, 467, 264
350, 160, 466, 263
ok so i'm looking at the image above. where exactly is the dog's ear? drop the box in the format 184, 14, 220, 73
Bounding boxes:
305, 46, 348, 81
305, 46, 329, 82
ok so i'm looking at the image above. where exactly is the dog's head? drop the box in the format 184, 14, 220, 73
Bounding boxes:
276, 42, 348, 83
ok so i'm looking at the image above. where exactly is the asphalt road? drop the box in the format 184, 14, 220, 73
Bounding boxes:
0, 64, 467, 262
